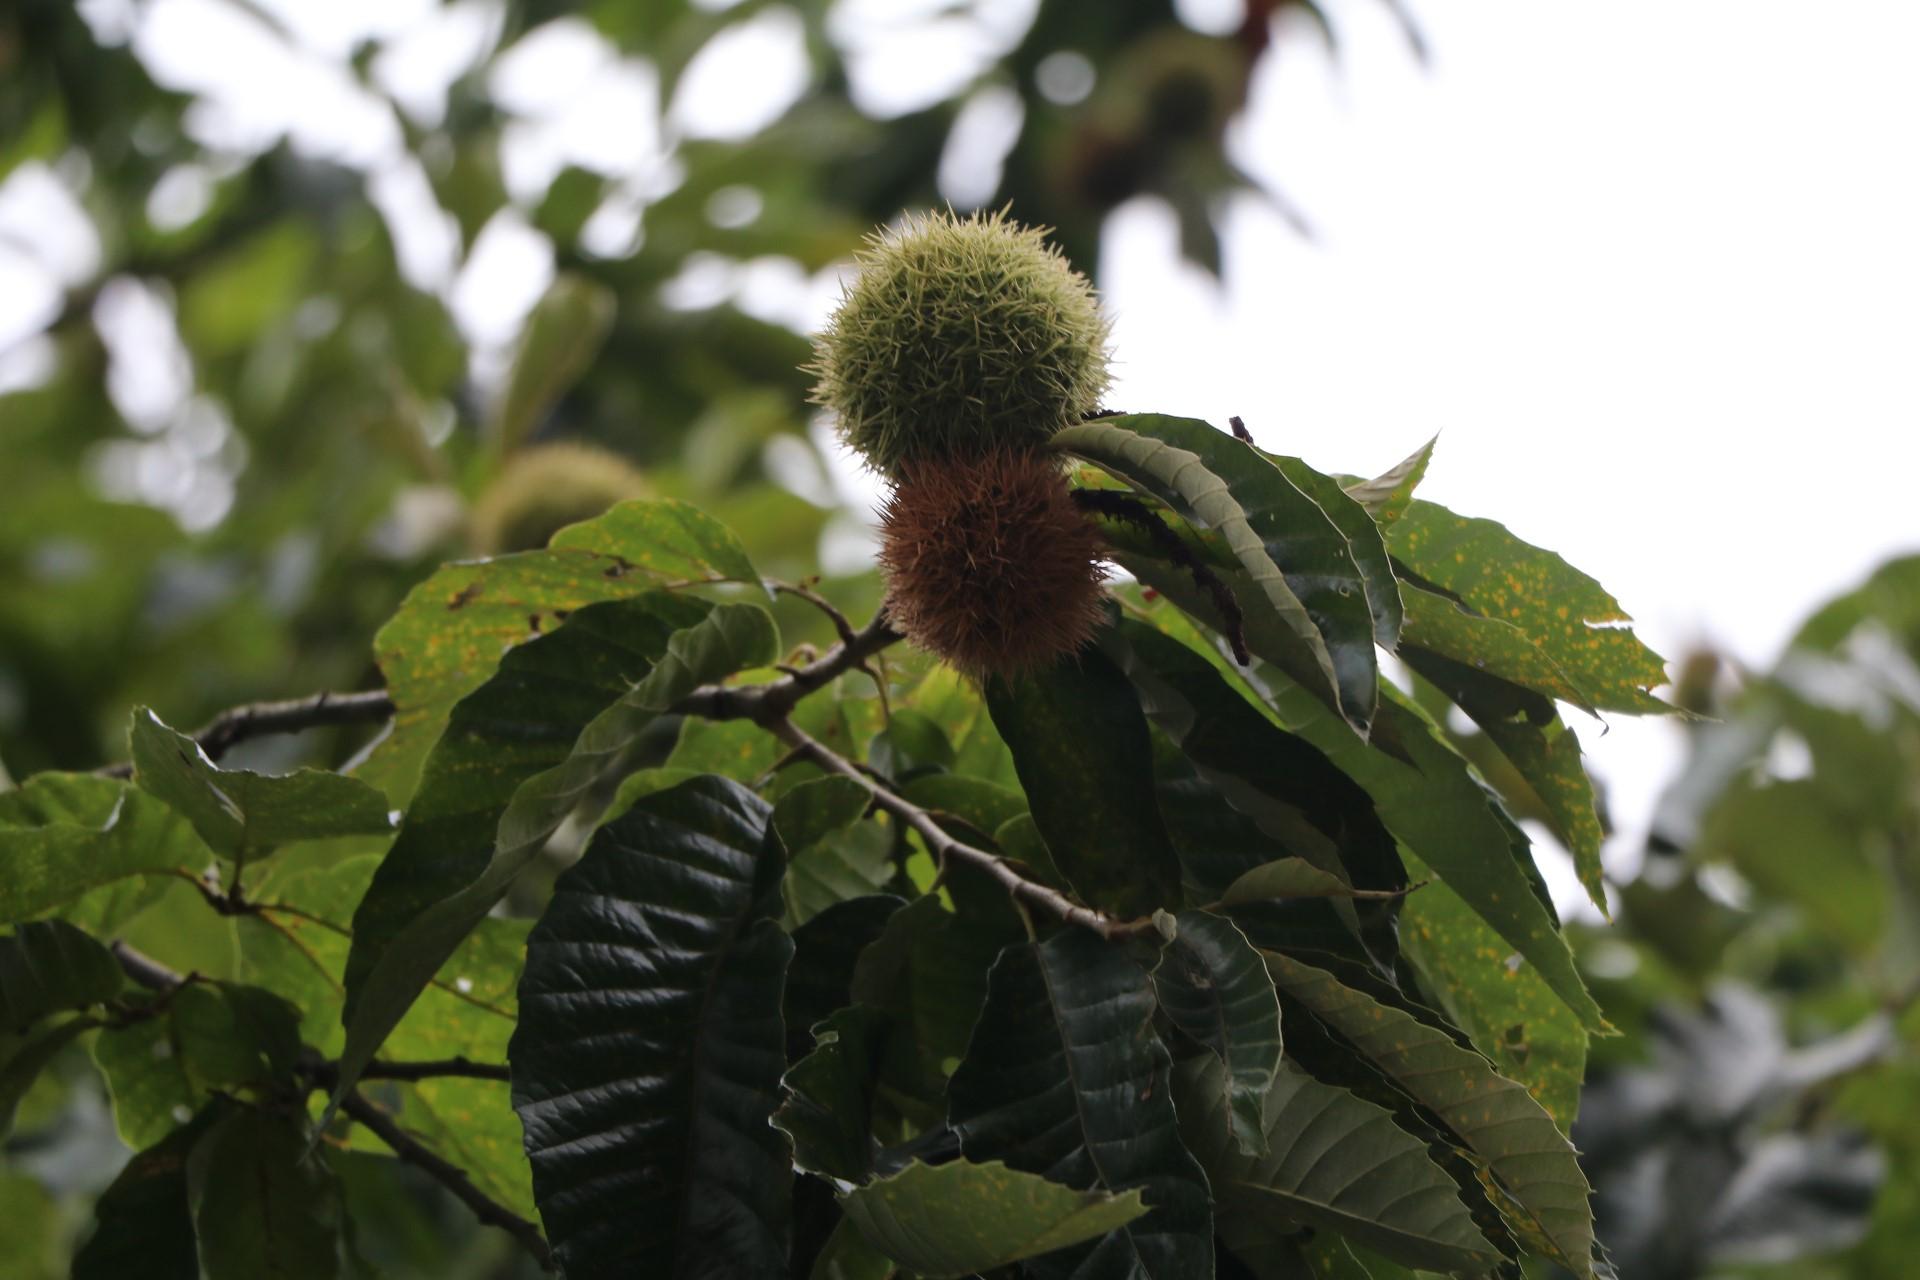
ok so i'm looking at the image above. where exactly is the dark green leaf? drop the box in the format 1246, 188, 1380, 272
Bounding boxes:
338, 597, 777, 1104
0, 774, 214, 921
1102, 618, 1403, 899
1265, 951, 1594, 1275
948, 930, 1213, 1278
986, 651, 1184, 916
128, 709, 391, 870
1266, 452, 1403, 651
899, 773, 1028, 841
1387, 500, 1668, 713
1220, 859, 1402, 905
1057, 414, 1376, 730
786, 894, 906, 1058
1178, 1056, 1499, 1274
840, 1158, 1151, 1279
508, 776, 791, 1276
1342, 435, 1436, 526
0, 919, 122, 1031
1151, 911, 1283, 1156
776, 776, 893, 927
187, 1106, 345, 1279
774, 1004, 890, 1182
851, 893, 1019, 1114
72, 1106, 221, 1280
867, 709, 956, 782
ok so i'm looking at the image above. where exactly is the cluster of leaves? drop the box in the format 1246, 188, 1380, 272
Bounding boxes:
0, 0, 1389, 778
1570, 556, 1920, 1280
3, 411, 1676, 1277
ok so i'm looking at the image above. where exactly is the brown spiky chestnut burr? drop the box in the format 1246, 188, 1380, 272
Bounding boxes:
877, 447, 1110, 677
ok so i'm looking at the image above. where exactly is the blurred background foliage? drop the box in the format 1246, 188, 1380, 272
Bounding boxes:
2, 1, 1916, 1277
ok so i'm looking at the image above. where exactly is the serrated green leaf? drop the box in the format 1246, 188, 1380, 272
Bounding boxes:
1178, 1056, 1499, 1274
187, 1106, 345, 1279
488, 274, 616, 455
128, 709, 391, 873
0, 774, 215, 922
775, 777, 894, 927
1152, 911, 1284, 1156
1265, 951, 1594, 1276
841, 1158, 1152, 1279
1058, 414, 1377, 729
509, 775, 791, 1276
1402, 649, 1607, 913
1387, 500, 1668, 713
1399, 585, 1596, 713
1397, 856, 1587, 1131
986, 651, 1184, 917
357, 498, 759, 805
337, 598, 777, 1106
0, 919, 122, 1030
949, 930, 1213, 1278
787, 895, 906, 1060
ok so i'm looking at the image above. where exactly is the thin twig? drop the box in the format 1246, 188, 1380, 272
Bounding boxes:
99, 689, 395, 778
769, 578, 859, 648
362, 1056, 512, 1083
673, 608, 899, 726
769, 718, 1155, 942
338, 1090, 553, 1269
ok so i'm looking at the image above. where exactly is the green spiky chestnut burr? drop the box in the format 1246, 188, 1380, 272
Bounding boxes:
809, 209, 1112, 475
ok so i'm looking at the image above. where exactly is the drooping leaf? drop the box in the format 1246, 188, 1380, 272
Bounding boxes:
187, 1105, 345, 1280
1397, 855, 1588, 1131
508, 776, 792, 1277
1402, 649, 1606, 913
1386, 500, 1668, 713
1129, 599, 1604, 1031
0, 919, 122, 1030
840, 1158, 1152, 1279
985, 650, 1184, 917
356, 498, 758, 804
948, 929, 1214, 1279
1102, 618, 1404, 899
487, 274, 617, 455
71, 1107, 218, 1280
1342, 435, 1436, 526
1177, 1056, 1499, 1274
1265, 951, 1595, 1275
0, 774, 215, 922
338, 597, 777, 1104
1151, 911, 1284, 1156
1056, 415, 1374, 729
128, 709, 391, 873
774, 1004, 890, 1182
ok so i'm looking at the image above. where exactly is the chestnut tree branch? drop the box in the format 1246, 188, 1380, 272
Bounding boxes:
766, 717, 1155, 942
99, 689, 396, 778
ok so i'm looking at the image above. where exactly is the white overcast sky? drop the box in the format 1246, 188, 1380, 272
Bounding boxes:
3, 0, 1917, 914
